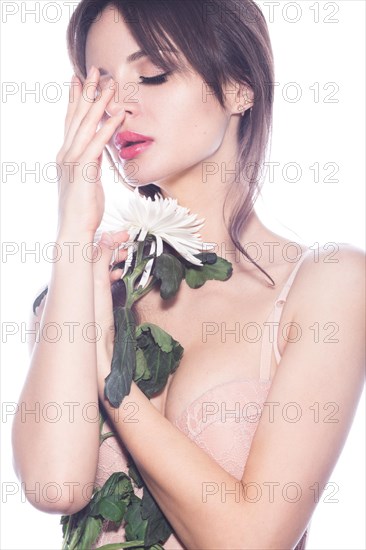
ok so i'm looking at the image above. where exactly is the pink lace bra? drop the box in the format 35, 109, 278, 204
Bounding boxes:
93, 251, 311, 549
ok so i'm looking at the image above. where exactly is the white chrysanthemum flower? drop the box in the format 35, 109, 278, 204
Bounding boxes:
95, 188, 215, 268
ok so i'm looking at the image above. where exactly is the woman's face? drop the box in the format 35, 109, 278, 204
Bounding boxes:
85, 6, 237, 192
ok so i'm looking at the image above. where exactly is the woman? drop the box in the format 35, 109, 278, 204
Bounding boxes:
12, 0, 365, 548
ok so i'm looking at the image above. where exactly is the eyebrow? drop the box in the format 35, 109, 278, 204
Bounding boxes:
97, 49, 147, 76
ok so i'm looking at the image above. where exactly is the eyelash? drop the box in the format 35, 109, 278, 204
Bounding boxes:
139, 71, 171, 85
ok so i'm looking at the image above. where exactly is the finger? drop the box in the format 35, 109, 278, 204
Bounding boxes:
64, 67, 104, 155
93, 231, 129, 279
64, 75, 83, 138
109, 267, 124, 284
107, 230, 130, 244
64, 76, 118, 158
107, 230, 130, 264
63, 68, 103, 150
57, 72, 93, 162
64, 68, 99, 143
65, 82, 122, 161
79, 110, 126, 165
56, 76, 81, 164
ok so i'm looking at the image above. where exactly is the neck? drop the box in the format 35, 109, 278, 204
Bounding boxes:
158, 170, 272, 275
144, 115, 280, 274
155, 117, 239, 249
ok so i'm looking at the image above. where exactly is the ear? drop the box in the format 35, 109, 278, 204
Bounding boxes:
224, 81, 254, 117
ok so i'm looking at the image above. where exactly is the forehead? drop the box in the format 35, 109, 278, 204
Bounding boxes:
85, 6, 137, 66
85, 5, 193, 79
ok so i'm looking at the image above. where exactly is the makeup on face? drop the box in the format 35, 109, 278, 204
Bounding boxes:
114, 130, 155, 160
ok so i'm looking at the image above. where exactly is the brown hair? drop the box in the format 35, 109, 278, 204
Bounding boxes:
66, 0, 275, 285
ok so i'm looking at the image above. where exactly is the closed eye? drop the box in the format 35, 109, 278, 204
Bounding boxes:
139, 72, 171, 85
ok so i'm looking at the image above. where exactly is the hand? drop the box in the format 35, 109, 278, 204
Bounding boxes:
56, 67, 126, 236
92, 230, 130, 384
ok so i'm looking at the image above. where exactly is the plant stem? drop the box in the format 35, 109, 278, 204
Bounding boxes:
100, 431, 115, 444
61, 518, 71, 550
135, 240, 145, 266
132, 278, 158, 302
125, 276, 135, 309
125, 255, 156, 308
96, 541, 145, 549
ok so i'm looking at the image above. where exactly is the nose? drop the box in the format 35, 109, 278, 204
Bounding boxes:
103, 79, 140, 117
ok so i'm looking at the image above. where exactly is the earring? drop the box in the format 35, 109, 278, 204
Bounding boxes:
238, 105, 253, 117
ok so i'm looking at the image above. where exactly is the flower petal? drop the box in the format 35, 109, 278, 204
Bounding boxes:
95, 188, 215, 267
138, 240, 156, 289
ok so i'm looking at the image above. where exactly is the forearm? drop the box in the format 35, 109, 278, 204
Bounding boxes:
98, 371, 255, 549
12, 231, 100, 511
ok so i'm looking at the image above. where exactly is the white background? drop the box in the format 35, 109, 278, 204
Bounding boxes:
1, 1, 365, 549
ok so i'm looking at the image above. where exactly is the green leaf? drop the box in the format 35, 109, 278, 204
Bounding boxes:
96, 542, 145, 550
60, 514, 69, 536
194, 252, 217, 265
66, 524, 83, 549
184, 255, 233, 289
61, 502, 98, 550
89, 473, 133, 516
99, 472, 125, 498
135, 325, 183, 398
97, 496, 127, 522
128, 459, 144, 489
124, 494, 148, 541
153, 253, 184, 299
134, 348, 151, 382
136, 323, 173, 354
141, 488, 172, 546
99, 406, 108, 433
63, 516, 88, 550
61, 474, 134, 549
104, 307, 137, 408
112, 473, 134, 500
80, 516, 103, 549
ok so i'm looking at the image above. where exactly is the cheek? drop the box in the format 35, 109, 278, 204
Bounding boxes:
160, 84, 227, 153
105, 80, 228, 184
177, 105, 227, 158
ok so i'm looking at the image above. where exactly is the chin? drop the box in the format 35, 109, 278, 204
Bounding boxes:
114, 158, 165, 188
107, 145, 199, 190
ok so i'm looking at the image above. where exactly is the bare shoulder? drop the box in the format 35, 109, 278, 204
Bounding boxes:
302, 242, 365, 272
243, 243, 364, 547
293, 242, 365, 310
287, 242, 365, 375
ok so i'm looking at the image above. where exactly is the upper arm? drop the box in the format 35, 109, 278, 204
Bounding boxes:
28, 284, 48, 356
241, 244, 365, 548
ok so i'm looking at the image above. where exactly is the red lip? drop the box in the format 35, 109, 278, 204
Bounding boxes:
114, 130, 154, 150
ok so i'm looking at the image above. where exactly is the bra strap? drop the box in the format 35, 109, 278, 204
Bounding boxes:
259, 249, 311, 381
